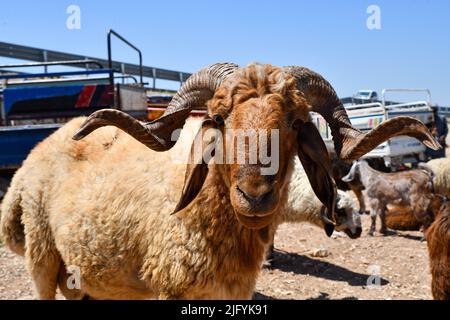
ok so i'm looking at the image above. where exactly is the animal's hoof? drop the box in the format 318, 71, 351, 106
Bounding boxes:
263, 259, 274, 269
368, 231, 374, 237
380, 228, 396, 236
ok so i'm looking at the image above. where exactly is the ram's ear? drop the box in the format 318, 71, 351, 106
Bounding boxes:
324, 221, 335, 237
295, 120, 337, 223
173, 119, 218, 213
320, 207, 335, 237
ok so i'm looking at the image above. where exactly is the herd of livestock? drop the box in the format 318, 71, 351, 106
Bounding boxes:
0, 63, 448, 300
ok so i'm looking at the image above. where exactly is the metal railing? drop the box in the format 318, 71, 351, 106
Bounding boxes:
0, 59, 104, 70
381, 88, 432, 107
0, 41, 192, 87
107, 29, 143, 86
0, 69, 114, 80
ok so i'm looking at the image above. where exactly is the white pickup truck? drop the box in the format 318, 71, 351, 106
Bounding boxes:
312, 89, 435, 170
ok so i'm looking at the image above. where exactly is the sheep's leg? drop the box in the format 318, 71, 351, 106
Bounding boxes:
57, 262, 86, 300
352, 186, 368, 214
379, 208, 388, 235
264, 243, 275, 268
27, 253, 61, 300
23, 211, 61, 300
368, 210, 377, 236
263, 234, 276, 268
368, 198, 381, 236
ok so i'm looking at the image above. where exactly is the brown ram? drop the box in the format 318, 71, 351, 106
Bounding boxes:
1, 63, 439, 299
427, 201, 450, 300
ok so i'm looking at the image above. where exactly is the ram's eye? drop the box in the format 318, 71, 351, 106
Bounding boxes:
212, 114, 225, 126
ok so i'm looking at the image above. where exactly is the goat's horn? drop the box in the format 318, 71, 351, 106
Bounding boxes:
73, 63, 239, 151
284, 66, 441, 161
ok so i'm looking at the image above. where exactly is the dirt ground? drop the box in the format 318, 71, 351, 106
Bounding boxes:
256, 215, 432, 300
0, 114, 447, 301
0, 214, 433, 300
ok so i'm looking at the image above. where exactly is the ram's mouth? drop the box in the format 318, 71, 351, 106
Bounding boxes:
231, 185, 278, 229
235, 212, 274, 230
238, 211, 273, 218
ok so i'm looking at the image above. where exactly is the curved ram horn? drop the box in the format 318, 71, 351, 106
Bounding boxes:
73, 63, 239, 151
283, 66, 441, 161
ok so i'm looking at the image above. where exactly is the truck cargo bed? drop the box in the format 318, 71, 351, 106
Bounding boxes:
0, 124, 61, 169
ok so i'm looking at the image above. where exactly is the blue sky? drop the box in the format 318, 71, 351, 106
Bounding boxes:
0, 0, 449, 104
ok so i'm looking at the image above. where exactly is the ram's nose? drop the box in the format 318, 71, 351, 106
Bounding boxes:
233, 166, 278, 215
235, 175, 277, 216
236, 183, 274, 207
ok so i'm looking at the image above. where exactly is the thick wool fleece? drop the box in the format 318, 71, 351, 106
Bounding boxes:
427, 158, 450, 198
1, 117, 275, 299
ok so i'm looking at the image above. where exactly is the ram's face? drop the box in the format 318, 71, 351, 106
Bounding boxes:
207, 65, 310, 229
334, 205, 362, 239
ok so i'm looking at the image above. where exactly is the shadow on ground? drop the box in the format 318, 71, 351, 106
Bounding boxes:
307, 292, 358, 300
254, 291, 359, 300
396, 233, 424, 241
268, 250, 389, 287
253, 292, 277, 300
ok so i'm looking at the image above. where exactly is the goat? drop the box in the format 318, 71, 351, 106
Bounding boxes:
426, 201, 450, 300
342, 160, 436, 236
1, 62, 438, 299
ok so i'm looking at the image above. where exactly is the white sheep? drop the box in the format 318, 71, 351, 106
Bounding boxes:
421, 158, 450, 198
265, 158, 361, 263
280, 157, 361, 238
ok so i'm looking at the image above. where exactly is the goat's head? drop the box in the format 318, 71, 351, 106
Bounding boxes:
73, 62, 439, 230
341, 160, 364, 184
